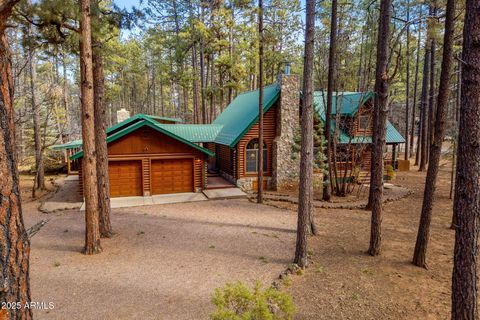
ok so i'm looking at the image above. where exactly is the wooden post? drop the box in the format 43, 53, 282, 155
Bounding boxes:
67, 149, 71, 175
392, 144, 397, 170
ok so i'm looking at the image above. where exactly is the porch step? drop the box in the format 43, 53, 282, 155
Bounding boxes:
203, 188, 247, 200
206, 184, 235, 190
206, 175, 235, 189
207, 168, 220, 178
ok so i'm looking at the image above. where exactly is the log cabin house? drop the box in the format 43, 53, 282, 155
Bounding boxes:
314, 91, 405, 180
56, 73, 404, 199
62, 73, 301, 198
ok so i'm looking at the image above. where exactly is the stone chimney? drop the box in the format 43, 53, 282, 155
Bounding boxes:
116, 108, 130, 123
272, 73, 300, 190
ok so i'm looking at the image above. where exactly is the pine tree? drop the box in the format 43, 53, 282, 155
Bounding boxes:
451, 0, 480, 317
0, 0, 33, 317
367, 0, 392, 256
80, 0, 102, 255
294, 0, 315, 268
412, 0, 455, 269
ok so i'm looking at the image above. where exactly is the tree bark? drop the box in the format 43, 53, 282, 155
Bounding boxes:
367, 0, 392, 256
323, 0, 337, 201
404, 0, 410, 160
257, 0, 264, 204
411, 12, 422, 160
93, 45, 113, 239
412, 0, 455, 269
28, 25, 45, 192
0, 8, 33, 317
451, 0, 480, 317
427, 29, 436, 165
80, 0, 102, 255
295, 0, 315, 268
418, 43, 431, 172
62, 50, 70, 139
450, 60, 461, 229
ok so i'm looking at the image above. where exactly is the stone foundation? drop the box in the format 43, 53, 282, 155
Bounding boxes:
236, 177, 273, 192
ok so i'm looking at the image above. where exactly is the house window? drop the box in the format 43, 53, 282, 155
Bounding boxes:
359, 115, 370, 131
246, 139, 268, 173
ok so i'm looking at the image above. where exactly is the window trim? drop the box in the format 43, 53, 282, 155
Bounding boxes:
245, 139, 268, 174
358, 115, 370, 131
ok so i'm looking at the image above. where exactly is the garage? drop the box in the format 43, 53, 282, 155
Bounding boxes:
151, 158, 194, 195
72, 117, 212, 198
109, 160, 143, 197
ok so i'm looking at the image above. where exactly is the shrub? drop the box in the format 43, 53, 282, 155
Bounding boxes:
210, 281, 295, 320
385, 165, 396, 180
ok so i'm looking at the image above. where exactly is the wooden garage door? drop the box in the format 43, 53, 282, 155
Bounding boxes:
109, 161, 143, 197
151, 158, 194, 195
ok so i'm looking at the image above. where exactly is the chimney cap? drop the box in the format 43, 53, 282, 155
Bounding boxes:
283, 61, 291, 75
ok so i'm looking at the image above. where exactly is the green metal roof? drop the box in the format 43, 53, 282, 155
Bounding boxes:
70, 118, 214, 160
158, 124, 223, 143
147, 115, 183, 123
107, 113, 182, 136
212, 84, 281, 147
314, 91, 375, 117
314, 91, 405, 145
55, 114, 182, 151
335, 122, 405, 144
51, 139, 83, 150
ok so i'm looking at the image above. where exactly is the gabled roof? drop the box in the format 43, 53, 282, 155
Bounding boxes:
107, 114, 182, 136
212, 84, 281, 147
70, 118, 214, 160
51, 114, 182, 150
158, 124, 223, 143
314, 91, 375, 118
314, 91, 405, 145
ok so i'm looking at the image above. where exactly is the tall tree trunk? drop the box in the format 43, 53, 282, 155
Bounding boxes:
412, 0, 455, 269
404, 0, 410, 160
62, 50, 70, 139
418, 44, 431, 172
411, 13, 422, 159
93, 45, 112, 238
0, 9, 33, 317
152, 62, 156, 115
160, 78, 165, 117
192, 45, 200, 124
257, 0, 264, 204
200, 6, 207, 124
28, 28, 45, 192
323, 0, 337, 201
80, 0, 102, 255
450, 60, 461, 228
295, 0, 315, 268
451, 0, 480, 317
427, 27, 436, 165
367, 0, 392, 256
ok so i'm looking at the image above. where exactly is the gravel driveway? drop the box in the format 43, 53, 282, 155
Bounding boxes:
25, 199, 297, 320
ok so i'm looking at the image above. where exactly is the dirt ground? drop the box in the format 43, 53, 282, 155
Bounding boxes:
22, 196, 297, 319
20, 160, 457, 319
273, 161, 455, 320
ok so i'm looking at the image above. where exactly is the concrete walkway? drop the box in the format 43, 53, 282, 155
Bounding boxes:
203, 188, 247, 200
80, 192, 208, 210
40, 176, 83, 213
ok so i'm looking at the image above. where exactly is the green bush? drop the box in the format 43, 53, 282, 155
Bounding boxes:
210, 281, 295, 320
385, 165, 395, 180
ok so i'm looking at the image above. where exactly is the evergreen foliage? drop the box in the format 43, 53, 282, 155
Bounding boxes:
210, 281, 295, 320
